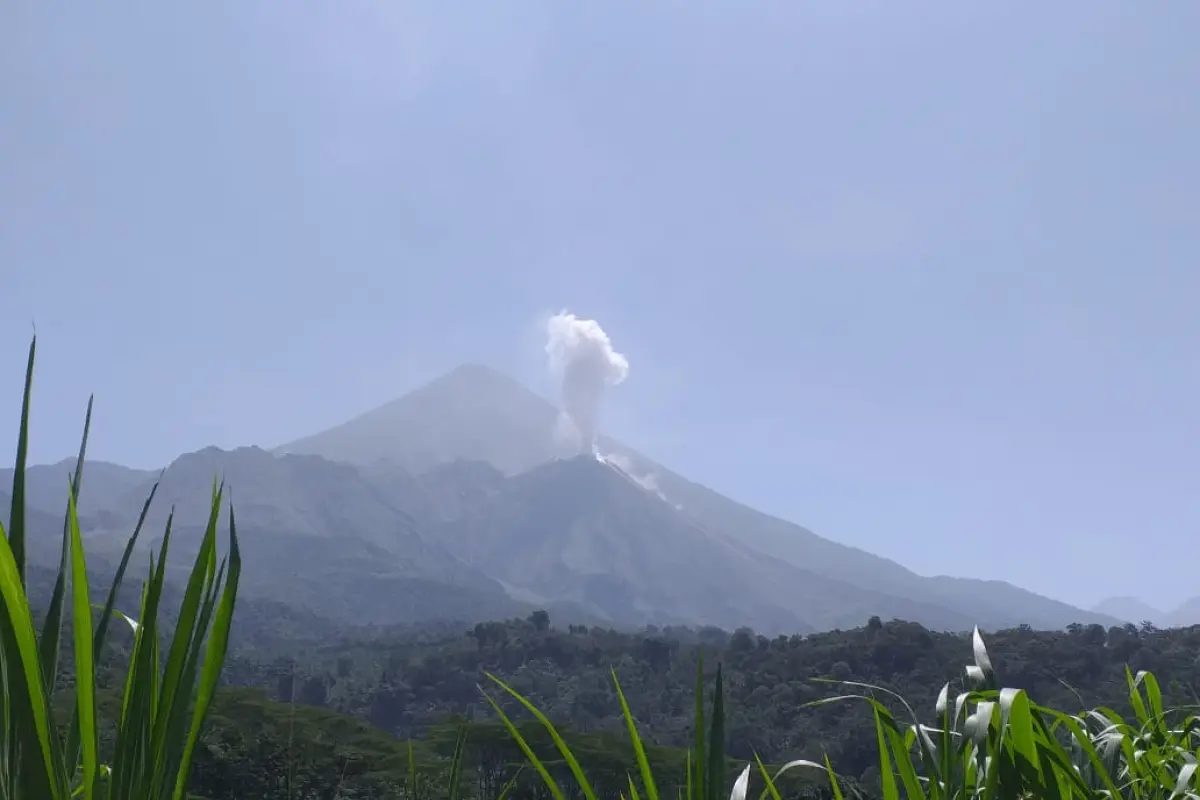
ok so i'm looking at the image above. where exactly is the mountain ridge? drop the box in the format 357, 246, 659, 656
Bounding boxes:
1091, 595, 1200, 628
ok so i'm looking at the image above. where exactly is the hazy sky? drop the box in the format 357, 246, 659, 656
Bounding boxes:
3, 2, 1198, 611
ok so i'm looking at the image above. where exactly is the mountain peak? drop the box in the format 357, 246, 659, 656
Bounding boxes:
406, 363, 537, 405
278, 364, 564, 473
1090, 595, 1163, 625
437, 361, 518, 385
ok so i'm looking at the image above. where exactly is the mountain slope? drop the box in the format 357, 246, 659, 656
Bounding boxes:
420, 455, 985, 634
1089, 596, 1200, 629
1167, 598, 1200, 627
79, 446, 525, 626
1, 459, 156, 519
0, 489, 78, 566
1091, 596, 1165, 627
282, 364, 1117, 632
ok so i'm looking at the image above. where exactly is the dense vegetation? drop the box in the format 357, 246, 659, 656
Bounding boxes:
1, 337, 240, 799
200, 612, 1200, 796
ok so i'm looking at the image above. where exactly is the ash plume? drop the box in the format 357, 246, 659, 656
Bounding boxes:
545, 311, 629, 455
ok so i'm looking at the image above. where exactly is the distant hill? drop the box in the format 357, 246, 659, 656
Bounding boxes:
1168, 597, 1200, 627
1091, 596, 1166, 627
0, 459, 155, 519
13, 448, 529, 627
281, 363, 1118, 632
1091, 595, 1200, 628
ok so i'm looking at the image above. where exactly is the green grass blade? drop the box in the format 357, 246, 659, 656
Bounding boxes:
486, 672, 599, 800
1134, 669, 1165, 727
64, 479, 160, 777
159, 554, 223, 792
0, 515, 64, 799
66, 483, 98, 800
881, 719, 924, 800
495, 767, 524, 800
0, 640, 9, 796
111, 531, 170, 798
93, 477, 159, 657
871, 707, 900, 800
1127, 665, 1150, 728
693, 652, 706, 800
481, 687, 568, 800
151, 485, 223, 794
172, 502, 241, 800
407, 739, 418, 800
754, 756, 781, 800
1041, 710, 1126, 800
7, 335, 35, 585
612, 669, 660, 800
822, 755, 845, 800
38, 395, 92, 696
706, 665, 726, 800
447, 725, 468, 800
999, 688, 1042, 783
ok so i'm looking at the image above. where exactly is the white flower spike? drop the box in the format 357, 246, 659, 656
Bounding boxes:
730, 764, 751, 800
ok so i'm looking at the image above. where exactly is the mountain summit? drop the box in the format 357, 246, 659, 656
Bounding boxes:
280, 363, 568, 474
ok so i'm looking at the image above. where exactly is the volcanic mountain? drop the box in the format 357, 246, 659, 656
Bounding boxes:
280, 363, 1117, 632
9, 362, 1117, 634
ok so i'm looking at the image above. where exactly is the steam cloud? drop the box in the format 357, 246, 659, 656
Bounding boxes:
545, 311, 629, 455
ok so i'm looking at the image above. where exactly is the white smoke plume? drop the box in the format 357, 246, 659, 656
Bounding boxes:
545, 311, 629, 455
602, 451, 667, 498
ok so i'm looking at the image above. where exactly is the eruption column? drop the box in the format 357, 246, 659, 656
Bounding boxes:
545, 311, 629, 455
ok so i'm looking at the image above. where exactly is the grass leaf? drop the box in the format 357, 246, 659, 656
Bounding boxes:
67, 482, 98, 800
7, 335, 35, 585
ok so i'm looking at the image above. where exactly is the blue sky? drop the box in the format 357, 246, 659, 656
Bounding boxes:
3, 2, 1198, 610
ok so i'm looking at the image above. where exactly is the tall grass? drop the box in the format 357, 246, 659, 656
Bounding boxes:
806, 626, 1200, 799
485, 623, 1200, 800
0, 336, 241, 800
482, 655, 762, 800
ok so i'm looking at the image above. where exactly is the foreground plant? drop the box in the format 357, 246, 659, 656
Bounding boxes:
483, 654, 757, 800
481, 620, 1200, 800
0, 336, 241, 799
807, 626, 1200, 799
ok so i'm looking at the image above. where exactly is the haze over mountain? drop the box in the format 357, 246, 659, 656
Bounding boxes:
1092, 595, 1200, 629
9, 364, 1124, 634
9, 448, 528, 626
280, 363, 1118, 632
